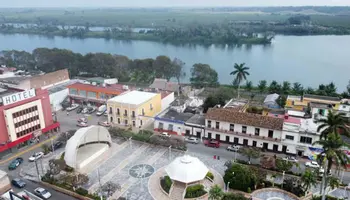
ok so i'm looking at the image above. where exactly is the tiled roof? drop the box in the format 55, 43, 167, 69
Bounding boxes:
206, 108, 284, 130
67, 82, 131, 94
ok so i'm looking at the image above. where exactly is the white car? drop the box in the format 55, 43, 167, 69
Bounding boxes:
185, 137, 199, 144
305, 161, 320, 168
66, 104, 79, 111
81, 107, 89, 114
77, 117, 88, 123
160, 132, 171, 138
227, 145, 241, 152
28, 152, 44, 162
282, 156, 298, 162
34, 187, 51, 199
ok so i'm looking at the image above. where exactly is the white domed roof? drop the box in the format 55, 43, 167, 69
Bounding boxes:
165, 155, 209, 183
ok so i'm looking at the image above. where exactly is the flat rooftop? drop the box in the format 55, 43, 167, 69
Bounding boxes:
186, 114, 205, 126
47, 79, 79, 94
159, 109, 194, 122
67, 82, 133, 95
108, 91, 157, 105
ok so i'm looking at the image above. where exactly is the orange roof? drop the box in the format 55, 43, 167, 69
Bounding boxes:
66, 83, 131, 95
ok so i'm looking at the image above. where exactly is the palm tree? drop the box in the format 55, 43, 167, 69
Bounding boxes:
209, 184, 224, 200
282, 81, 291, 95
301, 169, 317, 194
258, 80, 267, 93
327, 176, 340, 194
230, 63, 250, 98
245, 81, 253, 92
315, 111, 349, 139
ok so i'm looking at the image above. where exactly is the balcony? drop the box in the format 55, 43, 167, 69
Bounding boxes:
205, 127, 281, 142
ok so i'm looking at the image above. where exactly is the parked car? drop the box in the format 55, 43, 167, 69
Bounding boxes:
81, 107, 89, 114
77, 122, 88, 127
98, 121, 111, 127
204, 140, 220, 148
34, 187, 52, 199
76, 106, 84, 114
48, 141, 63, 152
8, 157, 24, 170
66, 104, 79, 111
77, 117, 88, 123
160, 132, 171, 138
96, 105, 107, 116
227, 145, 240, 152
88, 107, 96, 114
185, 137, 199, 144
305, 161, 320, 168
104, 112, 108, 116
282, 156, 298, 163
11, 178, 26, 188
28, 152, 44, 162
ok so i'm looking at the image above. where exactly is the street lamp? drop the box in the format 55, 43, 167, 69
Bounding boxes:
281, 171, 285, 189
169, 146, 172, 160
227, 182, 230, 192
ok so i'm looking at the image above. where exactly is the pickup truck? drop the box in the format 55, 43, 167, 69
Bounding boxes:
204, 139, 220, 148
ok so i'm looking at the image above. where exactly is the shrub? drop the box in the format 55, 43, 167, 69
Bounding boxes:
64, 166, 74, 172
224, 163, 257, 192
222, 193, 248, 200
160, 176, 172, 193
185, 184, 207, 198
236, 159, 249, 165
76, 187, 88, 196
42, 144, 50, 155
247, 187, 251, 193
60, 152, 65, 160
206, 172, 214, 180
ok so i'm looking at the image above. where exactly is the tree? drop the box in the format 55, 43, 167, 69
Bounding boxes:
292, 82, 304, 95
209, 185, 224, 200
61, 173, 89, 191
238, 147, 260, 164
47, 159, 66, 177
275, 159, 293, 172
41, 144, 50, 155
223, 163, 256, 192
230, 63, 250, 98
301, 170, 317, 194
222, 193, 248, 200
325, 82, 337, 96
153, 55, 173, 80
315, 111, 349, 139
268, 81, 281, 94
172, 57, 186, 85
245, 81, 253, 92
57, 130, 76, 143
100, 181, 121, 198
258, 80, 267, 93
282, 81, 291, 94
190, 63, 218, 88
327, 176, 340, 194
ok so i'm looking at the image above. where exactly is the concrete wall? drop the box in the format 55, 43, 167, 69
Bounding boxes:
161, 92, 175, 111
49, 88, 69, 111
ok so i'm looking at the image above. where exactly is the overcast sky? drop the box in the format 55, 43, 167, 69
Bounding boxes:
1, 0, 350, 7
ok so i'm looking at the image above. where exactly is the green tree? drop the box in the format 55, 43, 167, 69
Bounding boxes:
327, 176, 340, 194
100, 181, 121, 198
230, 63, 250, 98
209, 185, 224, 200
245, 81, 253, 92
292, 82, 304, 95
171, 57, 186, 85
41, 144, 50, 155
301, 170, 317, 194
222, 193, 248, 200
282, 81, 291, 94
306, 87, 315, 94
190, 63, 219, 88
153, 55, 173, 80
275, 159, 294, 172
325, 82, 337, 96
268, 81, 281, 94
223, 163, 256, 192
238, 147, 260, 164
315, 111, 349, 139
258, 80, 267, 93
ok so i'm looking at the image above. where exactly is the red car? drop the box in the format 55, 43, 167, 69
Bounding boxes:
204, 139, 220, 148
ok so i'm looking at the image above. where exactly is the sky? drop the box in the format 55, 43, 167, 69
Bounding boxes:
1, 0, 350, 7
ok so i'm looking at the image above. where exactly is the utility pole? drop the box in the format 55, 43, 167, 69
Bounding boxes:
168, 146, 172, 160
51, 138, 54, 153
34, 160, 40, 181
97, 168, 103, 200
321, 159, 329, 200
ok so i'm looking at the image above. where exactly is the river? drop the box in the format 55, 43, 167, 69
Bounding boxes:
0, 33, 349, 91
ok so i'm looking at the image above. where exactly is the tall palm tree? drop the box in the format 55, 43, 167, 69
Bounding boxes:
230, 63, 250, 98
315, 111, 349, 139
301, 169, 317, 194
209, 184, 224, 200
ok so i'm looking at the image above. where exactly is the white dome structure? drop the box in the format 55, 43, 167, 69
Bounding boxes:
64, 125, 112, 169
165, 155, 209, 184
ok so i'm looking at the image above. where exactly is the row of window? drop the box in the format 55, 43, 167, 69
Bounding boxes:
207, 120, 274, 138
109, 106, 152, 117
16, 124, 41, 138
284, 135, 312, 144
12, 106, 38, 119
110, 117, 142, 127
15, 116, 40, 128
158, 123, 173, 131
69, 88, 113, 100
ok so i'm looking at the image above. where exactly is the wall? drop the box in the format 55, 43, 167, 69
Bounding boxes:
30, 69, 69, 89
49, 88, 69, 111
185, 124, 205, 137
154, 119, 184, 135
161, 92, 175, 111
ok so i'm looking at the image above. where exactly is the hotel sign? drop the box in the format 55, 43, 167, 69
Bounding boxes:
2, 89, 36, 106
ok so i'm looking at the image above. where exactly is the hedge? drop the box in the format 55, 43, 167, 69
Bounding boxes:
160, 176, 172, 193
185, 184, 207, 198
206, 172, 214, 180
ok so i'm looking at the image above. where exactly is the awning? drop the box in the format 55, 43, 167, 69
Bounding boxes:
42, 122, 60, 133
0, 134, 33, 152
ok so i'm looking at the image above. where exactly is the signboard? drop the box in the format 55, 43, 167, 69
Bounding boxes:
2, 89, 36, 106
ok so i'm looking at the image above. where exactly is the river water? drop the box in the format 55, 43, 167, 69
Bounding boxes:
0, 33, 348, 91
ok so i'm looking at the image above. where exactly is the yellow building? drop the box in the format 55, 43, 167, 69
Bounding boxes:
107, 91, 161, 128
286, 94, 341, 111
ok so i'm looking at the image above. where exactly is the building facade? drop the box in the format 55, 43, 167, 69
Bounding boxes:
107, 91, 161, 128
0, 89, 59, 154
154, 109, 193, 135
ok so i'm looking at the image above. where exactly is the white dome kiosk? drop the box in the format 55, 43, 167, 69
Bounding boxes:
165, 155, 209, 185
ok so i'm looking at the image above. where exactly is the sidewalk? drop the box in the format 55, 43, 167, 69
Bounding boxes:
0, 135, 57, 165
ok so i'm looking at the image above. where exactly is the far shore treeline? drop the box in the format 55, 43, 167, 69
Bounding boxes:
1, 48, 350, 99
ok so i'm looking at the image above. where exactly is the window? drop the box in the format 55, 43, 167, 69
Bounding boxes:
285, 135, 294, 140
253, 141, 257, 147
69, 88, 78, 95
110, 117, 113, 122
268, 130, 274, 138
124, 110, 128, 116
117, 108, 120, 115
229, 124, 234, 132
142, 109, 145, 115
207, 120, 212, 128
318, 109, 324, 116
150, 104, 153, 110
242, 126, 247, 133
117, 118, 120, 124
215, 122, 220, 129
109, 107, 113, 114
168, 124, 174, 131
132, 121, 136, 127
132, 111, 135, 118
79, 90, 86, 97
124, 120, 128, 125
87, 91, 97, 98
300, 136, 312, 144
159, 122, 164, 129
255, 128, 260, 136
140, 120, 143, 126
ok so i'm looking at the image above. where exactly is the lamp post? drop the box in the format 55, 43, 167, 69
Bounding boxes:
281, 171, 285, 189
169, 146, 172, 160
51, 138, 54, 153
